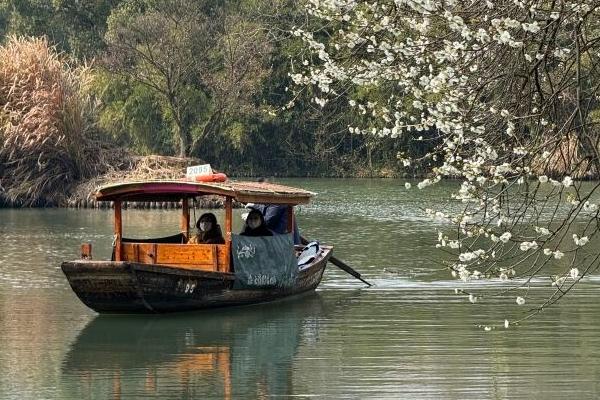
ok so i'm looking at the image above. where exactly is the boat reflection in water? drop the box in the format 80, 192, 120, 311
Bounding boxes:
62, 293, 325, 399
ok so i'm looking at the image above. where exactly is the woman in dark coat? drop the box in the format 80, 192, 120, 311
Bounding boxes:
240, 209, 273, 237
188, 212, 225, 244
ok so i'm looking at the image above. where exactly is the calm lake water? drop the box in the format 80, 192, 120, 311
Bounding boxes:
1, 178, 600, 399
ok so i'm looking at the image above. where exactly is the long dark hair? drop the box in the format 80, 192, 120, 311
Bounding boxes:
195, 213, 224, 244
241, 209, 272, 236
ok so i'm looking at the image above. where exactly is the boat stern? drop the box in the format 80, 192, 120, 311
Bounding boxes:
61, 260, 150, 313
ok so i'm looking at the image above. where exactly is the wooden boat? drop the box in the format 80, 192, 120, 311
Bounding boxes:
61, 180, 333, 313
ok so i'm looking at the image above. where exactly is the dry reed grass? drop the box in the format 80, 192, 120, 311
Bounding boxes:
0, 36, 129, 206
69, 155, 203, 205
532, 135, 598, 180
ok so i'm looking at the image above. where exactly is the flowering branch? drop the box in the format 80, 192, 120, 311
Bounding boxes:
293, 0, 600, 325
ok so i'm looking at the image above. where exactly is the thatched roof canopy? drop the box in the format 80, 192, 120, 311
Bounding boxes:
95, 180, 315, 205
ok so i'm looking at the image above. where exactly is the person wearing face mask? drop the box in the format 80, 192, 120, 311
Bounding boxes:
246, 177, 302, 244
188, 212, 225, 244
249, 203, 301, 244
250, 178, 301, 244
240, 208, 273, 237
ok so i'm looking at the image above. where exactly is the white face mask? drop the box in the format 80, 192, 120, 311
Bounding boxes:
199, 222, 212, 232
248, 218, 261, 229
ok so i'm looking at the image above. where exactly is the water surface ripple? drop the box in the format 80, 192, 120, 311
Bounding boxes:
0, 179, 599, 399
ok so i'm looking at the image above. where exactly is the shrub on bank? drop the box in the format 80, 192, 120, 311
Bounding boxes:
0, 36, 127, 206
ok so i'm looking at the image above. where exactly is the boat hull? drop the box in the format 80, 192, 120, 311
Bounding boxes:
61, 248, 331, 313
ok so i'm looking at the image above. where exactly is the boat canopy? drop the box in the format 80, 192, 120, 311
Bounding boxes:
95, 180, 315, 205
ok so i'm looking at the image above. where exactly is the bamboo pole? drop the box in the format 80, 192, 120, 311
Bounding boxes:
114, 200, 122, 262
225, 197, 233, 272
181, 197, 190, 241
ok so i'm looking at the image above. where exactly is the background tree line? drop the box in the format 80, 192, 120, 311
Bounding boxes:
0, 0, 414, 178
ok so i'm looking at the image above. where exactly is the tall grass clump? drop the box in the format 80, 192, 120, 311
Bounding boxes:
0, 36, 127, 206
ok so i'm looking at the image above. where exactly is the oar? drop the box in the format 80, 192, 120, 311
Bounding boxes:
300, 236, 372, 287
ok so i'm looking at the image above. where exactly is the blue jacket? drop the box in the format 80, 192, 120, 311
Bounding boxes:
251, 204, 301, 244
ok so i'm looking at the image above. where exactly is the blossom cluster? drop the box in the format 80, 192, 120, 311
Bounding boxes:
294, 0, 600, 313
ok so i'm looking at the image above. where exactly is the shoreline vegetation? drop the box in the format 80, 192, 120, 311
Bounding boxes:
5, 158, 598, 209
0, 23, 593, 208
0, 33, 411, 209
2, 152, 415, 209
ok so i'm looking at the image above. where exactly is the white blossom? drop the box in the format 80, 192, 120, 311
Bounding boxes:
562, 176, 573, 187
448, 240, 460, 249
499, 232, 512, 243
519, 241, 538, 251
314, 97, 327, 107
295, 0, 597, 314
522, 21, 541, 33
570, 268, 579, 279
583, 201, 598, 212
552, 276, 567, 287
459, 249, 485, 262
553, 250, 564, 260
573, 234, 589, 246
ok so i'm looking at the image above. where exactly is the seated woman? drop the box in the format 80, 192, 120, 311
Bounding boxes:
188, 213, 225, 244
240, 209, 273, 237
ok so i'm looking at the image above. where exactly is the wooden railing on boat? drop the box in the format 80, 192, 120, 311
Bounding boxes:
121, 243, 230, 272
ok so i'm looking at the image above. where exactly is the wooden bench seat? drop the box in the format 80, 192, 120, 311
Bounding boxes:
121, 243, 230, 272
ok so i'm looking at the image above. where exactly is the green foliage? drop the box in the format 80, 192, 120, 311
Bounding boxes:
105, 0, 224, 157
92, 71, 170, 154
0, 0, 119, 59
0, 0, 411, 178
0, 3, 9, 38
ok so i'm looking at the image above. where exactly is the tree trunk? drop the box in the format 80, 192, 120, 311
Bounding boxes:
168, 94, 190, 158
190, 111, 222, 157
175, 122, 191, 158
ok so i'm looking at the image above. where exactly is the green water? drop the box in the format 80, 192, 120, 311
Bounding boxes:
1, 179, 600, 399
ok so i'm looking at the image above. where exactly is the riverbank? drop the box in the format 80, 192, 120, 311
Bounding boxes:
3, 162, 596, 209
0, 154, 417, 208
